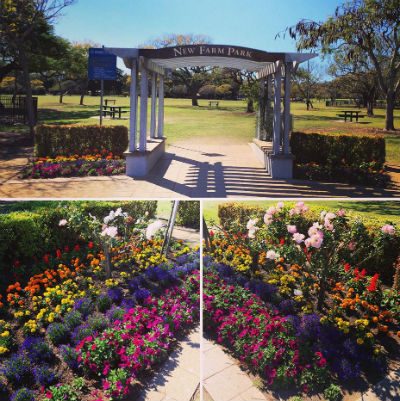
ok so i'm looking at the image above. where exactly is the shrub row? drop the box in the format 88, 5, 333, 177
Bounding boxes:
35, 125, 129, 157
290, 132, 385, 168
177, 201, 200, 229
0, 201, 157, 289
217, 202, 400, 283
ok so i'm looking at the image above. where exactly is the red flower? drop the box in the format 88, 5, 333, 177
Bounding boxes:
74, 244, 80, 251
88, 241, 94, 249
344, 263, 351, 272
360, 269, 367, 277
64, 246, 70, 252
367, 274, 379, 292
279, 238, 285, 245
43, 254, 50, 264
13, 260, 21, 268
56, 249, 62, 259
45, 391, 53, 399
209, 230, 214, 237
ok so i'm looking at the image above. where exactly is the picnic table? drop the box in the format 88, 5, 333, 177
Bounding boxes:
337, 110, 364, 122
209, 101, 219, 108
99, 105, 129, 119
104, 99, 116, 106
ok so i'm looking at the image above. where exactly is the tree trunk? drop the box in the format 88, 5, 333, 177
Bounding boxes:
59, 93, 64, 104
191, 94, 198, 106
367, 100, 374, 117
80, 92, 85, 106
247, 98, 254, 113
19, 48, 35, 137
104, 246, 111, 278
385, 91, 396, 131
317, 278, 326, 311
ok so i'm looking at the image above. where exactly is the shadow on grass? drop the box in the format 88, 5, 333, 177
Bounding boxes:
339, 201, 400, 219
293, 114, 347, 122
38, 108, 100, 124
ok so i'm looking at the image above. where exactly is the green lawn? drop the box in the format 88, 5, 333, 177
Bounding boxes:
203, 200, 400, 228
1, 95, 399, 165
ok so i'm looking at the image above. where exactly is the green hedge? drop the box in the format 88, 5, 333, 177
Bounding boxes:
0, 201, 157, 291
217, 202, 399, 284
290, 132, 385, 168
35, 125, 129, 157
176, 201, 200, 229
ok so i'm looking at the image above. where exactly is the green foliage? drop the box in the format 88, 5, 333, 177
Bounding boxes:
9, 388, 35, 401
47, 323, 70, 345
97, 294, 112, 313
0, 201, 157, 292
35, 124, 128, 157
47, 378, 86, 401
177, 201, 200, 229
324, 384, 343, 401
217, 202, 400, 284
218, 203, 266, 230
291, 132, 385, 168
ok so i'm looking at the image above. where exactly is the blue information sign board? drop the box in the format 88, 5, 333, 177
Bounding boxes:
88, 48, 117, 80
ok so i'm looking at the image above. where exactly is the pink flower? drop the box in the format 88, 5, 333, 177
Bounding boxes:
381, 224, 395, 235
293, 233, 305, 244
309, 234, 323, 249
337, 209, 346, 217
101, 226, 118, 238
264, 213, 273, 225
276, 202, 284, 209
59, 219, 68, 226
287, 225, 297, 234
266, 250, 278, 260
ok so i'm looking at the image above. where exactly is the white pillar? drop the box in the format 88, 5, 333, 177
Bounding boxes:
139, 66, 148, 152
157, 74, 164, 138
283, 63, 292, 154
273, 64, 282, 155
150, 72, 157, 139
129, 60, 138, 152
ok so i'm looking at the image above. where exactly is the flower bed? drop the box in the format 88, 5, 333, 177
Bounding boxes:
20, 152, 125, 179
0, 207, 200, 401
204, 202, 400, 400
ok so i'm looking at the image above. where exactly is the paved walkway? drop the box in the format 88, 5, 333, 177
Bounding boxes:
203, 337, 269, 401
1, 138, 399, 198
136, 327, 200, 401
357, 367, 400, 401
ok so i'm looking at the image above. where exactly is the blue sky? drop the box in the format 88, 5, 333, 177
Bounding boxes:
55, 0, 343, 73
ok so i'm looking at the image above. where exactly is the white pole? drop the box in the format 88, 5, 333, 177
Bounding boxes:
157, 74, 164, 138
139, 66, 148, 152
150, 72, 157, 139
273, 64, 282, 155
129, 60, 138, 152
100, 79, 104, 126
283, 63, 292, 154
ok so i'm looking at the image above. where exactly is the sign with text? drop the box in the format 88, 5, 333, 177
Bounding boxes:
88, 48, 117, 80
140, 45, 283, 63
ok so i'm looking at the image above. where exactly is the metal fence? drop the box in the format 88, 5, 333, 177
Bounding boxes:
0, 95, 38, 124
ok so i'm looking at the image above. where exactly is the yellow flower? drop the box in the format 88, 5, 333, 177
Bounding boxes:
0, 330, 10, 338
0, 346, 8, 354
357, 338, 364, 345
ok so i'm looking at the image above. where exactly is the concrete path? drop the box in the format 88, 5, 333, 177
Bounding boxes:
1, 139, 399, 198
357, 367, 400, 401
136, 327, 200, 401
203, 337, 270, 401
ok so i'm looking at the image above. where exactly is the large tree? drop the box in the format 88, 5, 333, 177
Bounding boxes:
329, 52, 379, 116
142, 34, 212, 106
293, 61, 321, 110
0, 0, 75, 135
287, 0, 400, 130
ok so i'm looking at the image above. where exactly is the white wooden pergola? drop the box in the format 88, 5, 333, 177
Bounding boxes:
105, 45, 316, 178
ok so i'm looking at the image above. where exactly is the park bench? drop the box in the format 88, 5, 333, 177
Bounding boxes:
209, 101, 219, 108
337, 110, 365, 122
98, 105, 129, 119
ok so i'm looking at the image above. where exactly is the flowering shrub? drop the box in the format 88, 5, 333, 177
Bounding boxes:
204, 271, 329, 392
0, 236, 199, 401
205, 202, 399, 397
